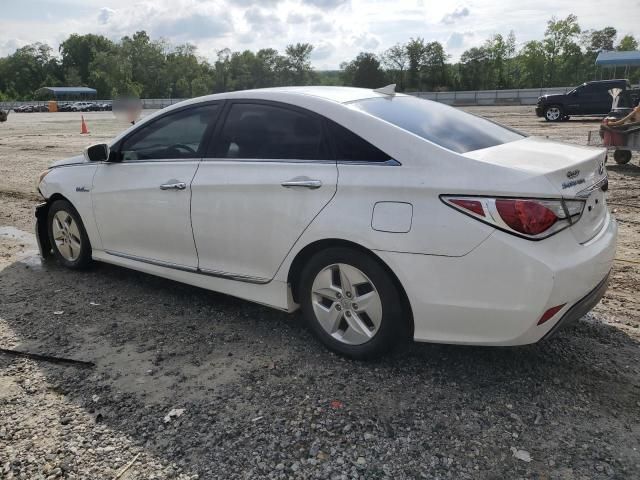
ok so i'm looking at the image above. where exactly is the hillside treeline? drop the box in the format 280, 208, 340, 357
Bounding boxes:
0, 15, 637, 100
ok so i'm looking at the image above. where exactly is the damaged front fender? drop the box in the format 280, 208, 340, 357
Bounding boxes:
35, 202, 53, 259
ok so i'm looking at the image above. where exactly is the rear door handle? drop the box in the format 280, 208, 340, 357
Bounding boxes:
281, 179, 322, 189
160, 182, 186, 190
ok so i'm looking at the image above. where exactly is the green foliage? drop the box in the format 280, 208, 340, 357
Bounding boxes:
0, 17, 639, 101
340, 52, 388, 88
617, 35, 638, 51
381, 44, 409, 90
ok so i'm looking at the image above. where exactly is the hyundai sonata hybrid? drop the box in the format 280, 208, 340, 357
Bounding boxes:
35, 86, 617, 358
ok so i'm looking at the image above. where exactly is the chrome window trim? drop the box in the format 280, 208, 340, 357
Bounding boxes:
53, 158, 401, 166
199, 157, 400, 165
200, 157, 336, 165
106, 159, 201, 165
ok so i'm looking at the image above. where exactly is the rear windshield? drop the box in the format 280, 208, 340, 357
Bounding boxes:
349, 96, 525, 153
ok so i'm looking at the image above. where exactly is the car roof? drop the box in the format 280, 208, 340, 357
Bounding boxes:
193, 86, 409, 105
586, 79, 629, 84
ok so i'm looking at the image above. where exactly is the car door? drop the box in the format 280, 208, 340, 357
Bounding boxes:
92, 103, 221, 268
190, 101, 338, 282
575, 84, 600, 114
565, 85, 585, 114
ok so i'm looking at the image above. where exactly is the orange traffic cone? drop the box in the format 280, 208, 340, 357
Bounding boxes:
80, 116, 89, 134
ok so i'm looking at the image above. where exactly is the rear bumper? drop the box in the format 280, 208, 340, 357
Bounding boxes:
542, 272, 610, 340
375, 214, 617, 346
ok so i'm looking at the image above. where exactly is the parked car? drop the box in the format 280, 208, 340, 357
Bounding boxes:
536, 79, 630, 121
35, 86, 616, 358
70, 102, 94, 112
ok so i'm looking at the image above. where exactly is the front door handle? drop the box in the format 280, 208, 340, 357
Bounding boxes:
281, 178, 322, 189
160, 182, 186, 190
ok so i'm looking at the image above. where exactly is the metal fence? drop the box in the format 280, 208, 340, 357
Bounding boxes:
0, 88, 574, 111
0, 98, 187, 110
412, 87, 572, 106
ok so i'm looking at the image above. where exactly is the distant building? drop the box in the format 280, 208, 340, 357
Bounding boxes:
595, 51, 640, 80
35, 87, 98, 101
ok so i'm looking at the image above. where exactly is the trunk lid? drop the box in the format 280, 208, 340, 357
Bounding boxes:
464, 137, 609, 243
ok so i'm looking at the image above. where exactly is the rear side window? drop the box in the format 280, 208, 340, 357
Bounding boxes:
120, 104, 220, 161
327, 121, 392, 162
215, 103, 327, 160
350, 96, 524, 154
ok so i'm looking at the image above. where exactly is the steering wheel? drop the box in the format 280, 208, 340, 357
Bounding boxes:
169, 144, 197, 154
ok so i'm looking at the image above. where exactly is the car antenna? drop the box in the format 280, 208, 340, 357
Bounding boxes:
373, 84, 396, 96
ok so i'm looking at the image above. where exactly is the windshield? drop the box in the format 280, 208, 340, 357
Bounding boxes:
350, 96, 525, 153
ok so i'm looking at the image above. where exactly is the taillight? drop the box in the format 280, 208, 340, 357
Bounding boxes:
441, 196, 585, 240
495, 199, 557, 235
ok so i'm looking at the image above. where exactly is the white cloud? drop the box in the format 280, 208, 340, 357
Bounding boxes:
0, 0, 637, 68
441, 6, 470, 25
97, 7, 115, 25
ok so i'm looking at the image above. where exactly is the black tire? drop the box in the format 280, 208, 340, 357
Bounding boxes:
544, 105, 564, 122
47, 199, 92, 269
299, 247, 406, 360
613, 150, 632, 165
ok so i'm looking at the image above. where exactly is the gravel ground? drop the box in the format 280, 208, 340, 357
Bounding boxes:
1, 106, 639, 479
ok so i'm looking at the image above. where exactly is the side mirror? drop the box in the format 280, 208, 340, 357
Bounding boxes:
85, 143, 110, 162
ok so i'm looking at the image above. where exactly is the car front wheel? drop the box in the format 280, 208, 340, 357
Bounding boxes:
544, 105, 563, 122
47, 199, 92, 269
299, 247, 406, 359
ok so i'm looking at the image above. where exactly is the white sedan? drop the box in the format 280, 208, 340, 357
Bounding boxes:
36, 86, 617, 358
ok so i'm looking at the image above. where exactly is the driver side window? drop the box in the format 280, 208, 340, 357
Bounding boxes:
119, 104, 220, 161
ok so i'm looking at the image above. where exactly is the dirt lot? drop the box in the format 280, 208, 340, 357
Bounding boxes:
1, 107, 639, 479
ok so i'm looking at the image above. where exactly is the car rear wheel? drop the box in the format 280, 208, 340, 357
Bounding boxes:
613, 150, 632, 165
544, 105, 563, 122
47, 200, 92, 269
299, 247, 406, 359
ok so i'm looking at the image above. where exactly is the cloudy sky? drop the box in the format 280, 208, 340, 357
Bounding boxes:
2, 0, 639, 69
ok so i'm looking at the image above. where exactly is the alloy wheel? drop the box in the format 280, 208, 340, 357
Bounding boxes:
545, 107, 561, 121
311, 263, 382, 345
52, 210, 82, 261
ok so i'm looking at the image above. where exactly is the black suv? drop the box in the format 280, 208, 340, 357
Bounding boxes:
535, 79, 630, 122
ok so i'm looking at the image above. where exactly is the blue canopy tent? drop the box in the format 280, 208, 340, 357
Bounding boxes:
595, 51, 640, 79
35, 86, 97, 100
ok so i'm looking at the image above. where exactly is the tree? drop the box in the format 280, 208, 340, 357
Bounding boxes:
459, 46, 490, 90
120, 31, 170, 97
59, 34, 114, 85
340, 52, 388, 88
284, 43, 314, 85
421, 41, 448, 90
517, 41, 546, 88
0, 43, 62, 99
381, 43, 409, 90
617, 35, 639, 51
543, 14, 581, 86
214, 48, 232, 92
405, 38, 428, 90
482, 32, 517, 88
582, 27, 617, 52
